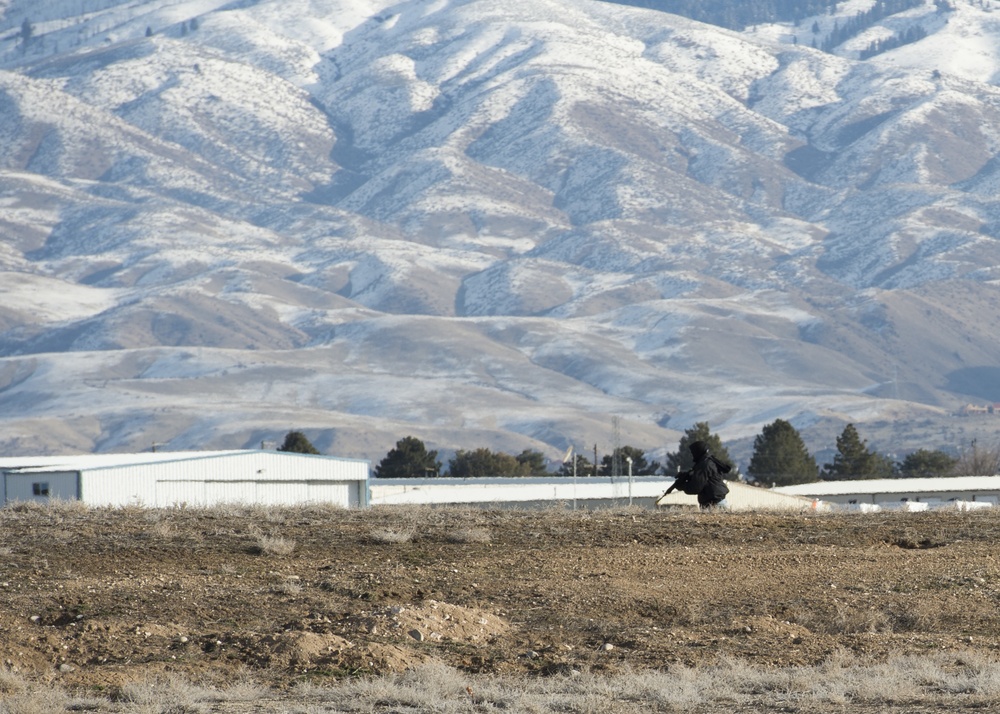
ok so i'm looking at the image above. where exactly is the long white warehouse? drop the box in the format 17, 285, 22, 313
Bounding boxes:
774, 475, 1000, 509
0, 451, 370, 508
370, 476, 812, 511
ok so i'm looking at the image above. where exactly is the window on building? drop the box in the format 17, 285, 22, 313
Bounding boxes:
32, 482, 50, 497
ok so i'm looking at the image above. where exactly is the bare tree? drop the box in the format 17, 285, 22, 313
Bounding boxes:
954, 439, 1000, 476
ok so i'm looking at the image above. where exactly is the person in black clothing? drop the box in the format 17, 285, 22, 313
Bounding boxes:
673, 440, 731, 510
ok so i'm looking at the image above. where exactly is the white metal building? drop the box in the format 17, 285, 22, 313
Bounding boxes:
371, 476, 812, 511
774, 476, 1000, 510
371, 475, 666, 509
0, 451, 370, 508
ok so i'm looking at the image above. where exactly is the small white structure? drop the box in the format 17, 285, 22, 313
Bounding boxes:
774, 476, 1000, 510
371, 476, 812, 511
0, 451, 369, 508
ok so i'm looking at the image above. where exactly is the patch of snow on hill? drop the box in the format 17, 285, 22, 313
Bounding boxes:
0, 273, 119, 321
3, 0, 1000, 462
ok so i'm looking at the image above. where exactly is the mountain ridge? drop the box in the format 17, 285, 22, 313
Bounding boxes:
2, 0, 1000, 467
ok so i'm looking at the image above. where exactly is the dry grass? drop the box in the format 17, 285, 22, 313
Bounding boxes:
784, 596, 961, 636
0, 670, 27, 696
2, 654, 1000, 712
253, 534, 296, 556
284, 653, 1000, 711
269, 580, 304, 595
116, 675, 208, 714
246, 524, 296, 556
446, 526, 491, 544
367, 527, 415, 544
0, 671, 72, 714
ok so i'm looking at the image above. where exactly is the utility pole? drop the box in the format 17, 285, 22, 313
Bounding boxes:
611, 416, 622, 479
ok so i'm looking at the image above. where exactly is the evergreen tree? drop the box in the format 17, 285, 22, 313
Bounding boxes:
20, 18, 33, 53
277, 430, 320, 455
557, 453, 593, 478
868, 452, 897, 479
374, 436, 441, 478
898, 449, 957, 478
146, 26, 153, 37
747, 419, 818, 486
515, 449, 549, 476
823, 423, 868, 478
448, 448, 524, 478
823, 423, 893, 479
665, 422, 733, 474
600, 446, 661, 476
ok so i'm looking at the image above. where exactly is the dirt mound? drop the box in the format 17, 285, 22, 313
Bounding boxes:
379, 600, 510, 643
261, 632, 355, 667
237, 600, 508, 674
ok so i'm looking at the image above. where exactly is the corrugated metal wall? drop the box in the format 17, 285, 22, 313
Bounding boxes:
149, 479, 355, 507
76, 452, 368, 507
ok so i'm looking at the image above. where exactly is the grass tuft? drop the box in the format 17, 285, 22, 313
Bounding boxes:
368, 528, 415, 544
446, 526, 491, 544
253, 534, 296, 556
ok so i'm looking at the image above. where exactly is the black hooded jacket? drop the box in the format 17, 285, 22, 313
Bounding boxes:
681, 441, 730, 506
690, 453, 730, 506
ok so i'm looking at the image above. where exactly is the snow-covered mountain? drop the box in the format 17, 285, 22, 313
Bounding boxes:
2, 0, 1000, 466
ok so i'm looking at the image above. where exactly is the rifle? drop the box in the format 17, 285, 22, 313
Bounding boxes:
662, 470, 691, 497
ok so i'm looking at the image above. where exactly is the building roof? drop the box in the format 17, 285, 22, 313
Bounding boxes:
0, 450, 368, 475
774, 475, 1000, 497
0, 451, 251, 473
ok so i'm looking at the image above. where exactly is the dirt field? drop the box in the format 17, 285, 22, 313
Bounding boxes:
2, 501, 1000, 712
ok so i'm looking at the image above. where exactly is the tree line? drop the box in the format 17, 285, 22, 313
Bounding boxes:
275, 423, 998, 488
11, 14, 202, 58
605, 0, 945, 61
857, 24, 927, 59
610, 0, 842, 31
817, 0, 923, 52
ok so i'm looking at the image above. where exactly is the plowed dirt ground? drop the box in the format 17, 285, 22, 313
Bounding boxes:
2, 502, 1000, 712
